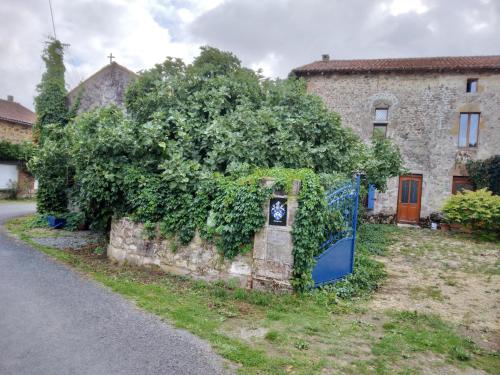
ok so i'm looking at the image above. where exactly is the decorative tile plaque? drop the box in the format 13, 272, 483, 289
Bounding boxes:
269, 198, 287, 226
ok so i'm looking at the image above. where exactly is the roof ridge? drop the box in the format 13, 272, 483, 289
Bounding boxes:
313, 55, 500, 62
293, 54, 500, 75
67, 62, 138, 96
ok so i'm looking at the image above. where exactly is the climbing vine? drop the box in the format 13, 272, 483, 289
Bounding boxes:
0, 140, 34, 162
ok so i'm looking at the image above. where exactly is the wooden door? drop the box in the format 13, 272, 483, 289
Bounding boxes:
397, 175, 422, 224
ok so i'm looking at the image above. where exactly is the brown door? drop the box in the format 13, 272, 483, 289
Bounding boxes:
397, 175, 422, 224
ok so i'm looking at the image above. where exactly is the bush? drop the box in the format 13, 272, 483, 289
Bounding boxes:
443, 189, 500, 231
0, 140, 34, 162
467, 156, 500, 195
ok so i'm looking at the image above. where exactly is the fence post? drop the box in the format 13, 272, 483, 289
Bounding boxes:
350, 174, 361, 272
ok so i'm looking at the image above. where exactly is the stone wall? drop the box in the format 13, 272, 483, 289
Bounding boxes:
107, 181, 300, 290
0, 119, 32, 143
304, 72, 500, 218
67, 62, 137, 114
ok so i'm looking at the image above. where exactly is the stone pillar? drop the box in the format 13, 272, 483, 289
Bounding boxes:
251, 179, 301, 290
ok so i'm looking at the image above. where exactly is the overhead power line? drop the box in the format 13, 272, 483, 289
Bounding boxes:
48, 0, 57, 39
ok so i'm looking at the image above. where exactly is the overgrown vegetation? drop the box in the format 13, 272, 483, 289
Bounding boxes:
31, 46, 404, 288
29, 38, 77, 214
0, 140, 34, 162
467, 155, 500, 195
443, 189, 500, 233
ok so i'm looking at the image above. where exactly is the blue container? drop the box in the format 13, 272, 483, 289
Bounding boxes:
47, 215, 66, 229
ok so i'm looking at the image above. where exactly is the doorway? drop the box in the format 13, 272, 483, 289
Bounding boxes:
397, 175, 422, 224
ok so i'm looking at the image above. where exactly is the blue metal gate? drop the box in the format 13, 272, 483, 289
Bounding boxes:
312, 175, 360, 286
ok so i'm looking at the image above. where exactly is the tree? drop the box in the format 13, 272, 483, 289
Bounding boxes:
30, 38, 72, 213
33, 38, 69, 144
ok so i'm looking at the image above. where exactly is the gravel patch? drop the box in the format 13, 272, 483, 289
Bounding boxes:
31, 231, 103, 249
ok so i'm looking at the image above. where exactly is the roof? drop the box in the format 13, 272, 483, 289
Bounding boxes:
292, 55, 500, 75
68, 62, 138, 97
0, 99, 35, 126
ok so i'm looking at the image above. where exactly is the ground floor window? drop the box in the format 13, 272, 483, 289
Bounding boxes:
452, 176, 474, 194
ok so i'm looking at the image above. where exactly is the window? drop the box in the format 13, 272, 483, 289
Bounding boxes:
452, 176, 474, 194
373, 108, 388, 138
466, 79, 478, 93
458, 113, 479, 147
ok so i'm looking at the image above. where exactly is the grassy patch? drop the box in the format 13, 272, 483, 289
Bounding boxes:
409, 285, 446, 301
351, 311, 499, 374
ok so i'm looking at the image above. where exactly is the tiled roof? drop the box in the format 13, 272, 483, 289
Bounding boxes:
293, 55, 500, 75
0, 99, 35, 125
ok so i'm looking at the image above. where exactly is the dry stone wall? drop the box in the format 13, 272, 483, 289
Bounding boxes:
108, 180, 301, 291
0, 119, 32, 143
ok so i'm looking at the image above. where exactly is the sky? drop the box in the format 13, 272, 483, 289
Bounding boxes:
1, 0, 499, 110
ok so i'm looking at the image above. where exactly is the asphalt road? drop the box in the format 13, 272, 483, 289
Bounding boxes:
0, 202, 228, 375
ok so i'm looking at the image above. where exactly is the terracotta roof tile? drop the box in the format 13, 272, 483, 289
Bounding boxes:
293, 55, 500, 75
0, 99, 35, 125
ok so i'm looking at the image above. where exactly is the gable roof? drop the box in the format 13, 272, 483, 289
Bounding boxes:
292, 55, 500, 76
68, 62, 138, 97
0, 98, 35, 126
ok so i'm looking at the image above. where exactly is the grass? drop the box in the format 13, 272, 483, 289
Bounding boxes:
409, 285, 446, 301
5, 217, 499, 374
351, 311, 500, 374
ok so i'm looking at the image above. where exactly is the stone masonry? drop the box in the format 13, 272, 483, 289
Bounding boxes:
0, 119, 32, 144
107, 179, 300, 291
294, 58, 500, 219
67, 62, 137, 114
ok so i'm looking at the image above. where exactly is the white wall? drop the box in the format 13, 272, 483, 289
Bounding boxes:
0, 163, 18, 189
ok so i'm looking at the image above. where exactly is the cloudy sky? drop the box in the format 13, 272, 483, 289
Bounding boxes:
1, 0, 498, 109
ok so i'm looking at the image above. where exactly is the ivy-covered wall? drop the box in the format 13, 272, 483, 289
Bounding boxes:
108, 178, 303, 291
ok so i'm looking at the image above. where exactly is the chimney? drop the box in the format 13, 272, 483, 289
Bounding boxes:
7, 95, 14, 102
322, 54, 330, 62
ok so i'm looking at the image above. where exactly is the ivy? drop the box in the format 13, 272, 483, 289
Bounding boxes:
30, 38, 77, 214
209, 176, 272, 258
467, 156, 500, 195
290, 170, 328, 292
0, 140, 34, 162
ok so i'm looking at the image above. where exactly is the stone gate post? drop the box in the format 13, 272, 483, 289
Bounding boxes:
251, 178, 301, 290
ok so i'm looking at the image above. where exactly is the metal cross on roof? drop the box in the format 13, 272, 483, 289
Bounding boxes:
107, 53, 115, 64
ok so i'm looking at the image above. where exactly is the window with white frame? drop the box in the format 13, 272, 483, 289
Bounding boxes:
373, 108, 388, 137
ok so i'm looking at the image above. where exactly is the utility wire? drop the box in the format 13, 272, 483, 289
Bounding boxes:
48, 0, 57, 39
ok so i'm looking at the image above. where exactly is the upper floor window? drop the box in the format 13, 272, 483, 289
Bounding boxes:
466, 78, 478, 93
373, 108, 388, 138
458, 113, 479, 148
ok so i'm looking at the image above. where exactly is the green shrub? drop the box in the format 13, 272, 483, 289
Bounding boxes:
62, 211, 85, 231
25, 214, 49, 229
467, 156, 500, 195
443, 189, 500, 231
0, 140, 34, 162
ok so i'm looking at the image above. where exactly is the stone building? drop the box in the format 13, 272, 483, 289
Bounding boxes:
67, 61, 137, 114
0, 95, 36, 196
293, 55, 500, 223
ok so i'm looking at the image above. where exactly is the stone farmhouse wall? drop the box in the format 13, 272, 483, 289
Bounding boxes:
108, 181, 300, 291
305, 72, 500, 217
0, 119, 32, 144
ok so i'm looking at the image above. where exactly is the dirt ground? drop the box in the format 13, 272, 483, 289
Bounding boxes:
370, 228, 500, 352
